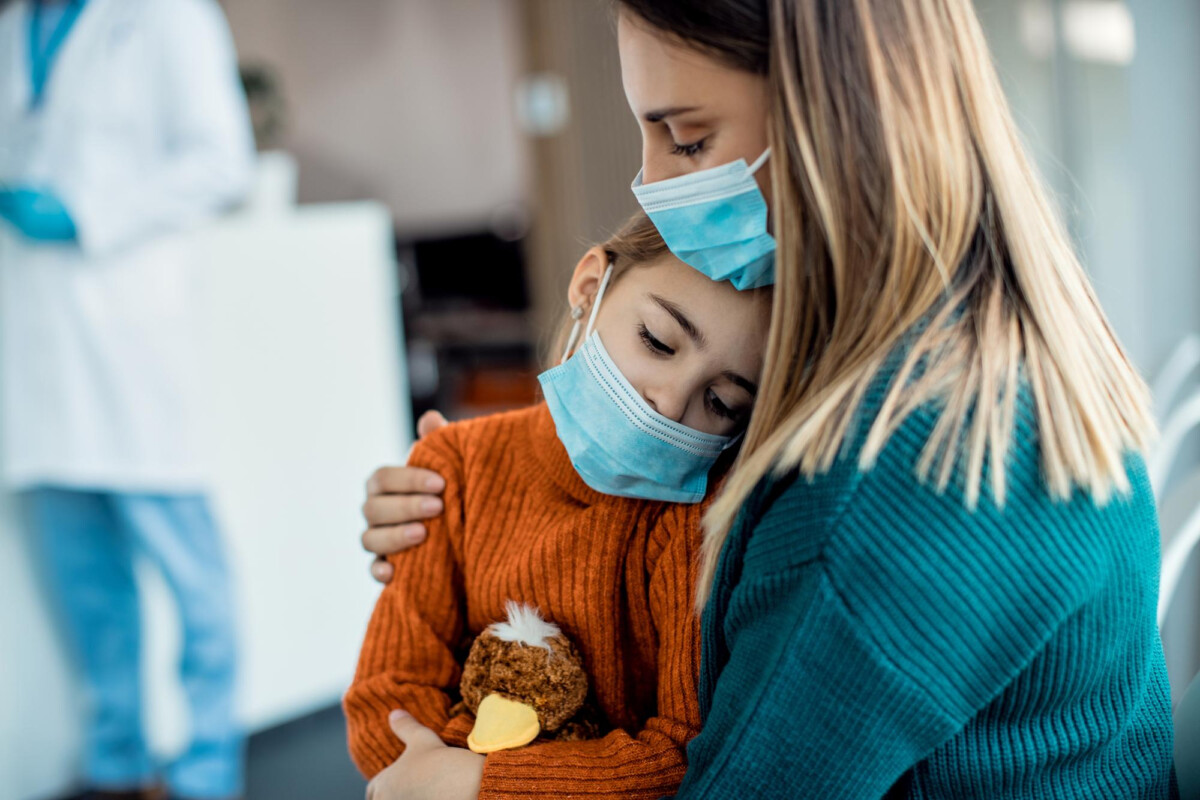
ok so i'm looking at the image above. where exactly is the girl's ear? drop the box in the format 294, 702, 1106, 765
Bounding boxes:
567, 246, 610, 312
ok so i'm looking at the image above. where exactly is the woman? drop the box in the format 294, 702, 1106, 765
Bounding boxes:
362, 1, 1177, 797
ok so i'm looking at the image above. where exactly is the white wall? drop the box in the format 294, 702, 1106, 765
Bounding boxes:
976, 0, 1200, 697
1125, 0, 1200, 699
221, 0, 531, 238
0, 200, 410, 800
1126, 0, 1200, 374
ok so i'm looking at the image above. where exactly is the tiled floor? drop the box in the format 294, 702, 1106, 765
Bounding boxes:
246, 705, 365, 799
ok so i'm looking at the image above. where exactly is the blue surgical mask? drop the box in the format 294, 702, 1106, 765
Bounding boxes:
538, 266, 735, 503
631, 149, 776, 291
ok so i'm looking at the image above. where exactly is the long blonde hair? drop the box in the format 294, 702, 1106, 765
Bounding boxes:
660, 0, 1157, 605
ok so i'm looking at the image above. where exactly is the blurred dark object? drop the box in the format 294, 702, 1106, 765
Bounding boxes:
410, 231, 529, 311
239, 62, 287, 150
397, 228, 538, 423
459, 366, 541, 409
48, 789, 164, 800
245, 705, 365, 799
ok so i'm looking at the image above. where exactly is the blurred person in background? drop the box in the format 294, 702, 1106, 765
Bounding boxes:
0, 1, 255, 799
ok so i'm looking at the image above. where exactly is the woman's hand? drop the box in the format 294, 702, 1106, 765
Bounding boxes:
362, 411, 450, 583
366, 710, 484, 800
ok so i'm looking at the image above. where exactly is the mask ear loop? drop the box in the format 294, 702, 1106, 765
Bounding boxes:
748, 148, 771, 175
585, 263, 614, 337
559, 262, 615, 364
559, 306, 585, 365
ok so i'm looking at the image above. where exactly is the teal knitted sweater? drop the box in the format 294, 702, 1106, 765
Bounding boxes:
675, 366, 1177, 799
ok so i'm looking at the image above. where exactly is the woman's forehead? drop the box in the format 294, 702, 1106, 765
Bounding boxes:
618, 13, 734, 110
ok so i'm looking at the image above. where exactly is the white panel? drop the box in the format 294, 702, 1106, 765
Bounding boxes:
0, 200, 410, 799
194, 201, 409, 731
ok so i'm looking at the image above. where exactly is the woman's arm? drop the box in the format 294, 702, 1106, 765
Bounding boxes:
361, 411, 450, 583
465, 503, 706, 800
675, 459, 1094, 798
344, 426, 472, 777
676, 561, 958, 798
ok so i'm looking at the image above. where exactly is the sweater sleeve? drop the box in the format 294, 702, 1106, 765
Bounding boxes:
472, 503, 705, 800
675, 559, 961, 798
675, 446, 1099, 798
343, 428, 469, 778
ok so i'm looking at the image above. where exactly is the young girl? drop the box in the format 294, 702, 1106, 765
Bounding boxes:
343, 212, 771, 799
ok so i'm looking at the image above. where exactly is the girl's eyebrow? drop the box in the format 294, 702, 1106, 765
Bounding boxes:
649, 293, 706, 347
648, 293, 756, 395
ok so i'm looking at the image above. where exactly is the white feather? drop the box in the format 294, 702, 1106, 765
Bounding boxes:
487, 601, 561, 651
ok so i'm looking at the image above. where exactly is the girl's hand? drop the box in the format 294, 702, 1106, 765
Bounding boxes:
366, 710, 484, 800
361, 411, 450, 583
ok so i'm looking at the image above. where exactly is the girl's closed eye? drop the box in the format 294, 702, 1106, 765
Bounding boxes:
706, 389, 745, 423
638, 323, 675, 356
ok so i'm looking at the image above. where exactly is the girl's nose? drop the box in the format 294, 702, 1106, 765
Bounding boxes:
643, 387, 688, 423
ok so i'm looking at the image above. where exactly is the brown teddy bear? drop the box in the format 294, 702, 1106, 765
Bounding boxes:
458, 601, 600, 754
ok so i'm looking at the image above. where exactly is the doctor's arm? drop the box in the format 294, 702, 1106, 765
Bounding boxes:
59, 0, 256, 256
673, 474, 1083, 799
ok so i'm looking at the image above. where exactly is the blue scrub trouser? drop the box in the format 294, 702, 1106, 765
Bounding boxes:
24, 487, 244, 799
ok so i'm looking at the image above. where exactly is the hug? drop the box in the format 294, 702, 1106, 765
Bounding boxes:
351, 1, 1178, 798
3, 0, 1187, 798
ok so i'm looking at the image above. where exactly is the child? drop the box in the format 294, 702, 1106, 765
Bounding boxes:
344, 212, 772, 799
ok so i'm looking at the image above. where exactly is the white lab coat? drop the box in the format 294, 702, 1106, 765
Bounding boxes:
0, 0, 255, 492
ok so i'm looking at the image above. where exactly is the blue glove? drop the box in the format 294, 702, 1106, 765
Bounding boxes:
0, 187, 78, 242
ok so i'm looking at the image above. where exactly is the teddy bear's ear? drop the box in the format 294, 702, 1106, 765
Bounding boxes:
487, 600, 561, 650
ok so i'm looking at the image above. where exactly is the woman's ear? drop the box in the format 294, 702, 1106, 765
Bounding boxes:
567, 246, 610, 312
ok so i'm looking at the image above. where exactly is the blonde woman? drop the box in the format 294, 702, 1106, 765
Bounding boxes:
361, 0, 1176, 797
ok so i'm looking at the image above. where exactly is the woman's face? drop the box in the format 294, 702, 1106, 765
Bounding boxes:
569, 248, 770, 437
618, 11, 771, 190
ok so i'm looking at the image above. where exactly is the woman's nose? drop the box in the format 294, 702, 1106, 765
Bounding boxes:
640, 147, 685, 186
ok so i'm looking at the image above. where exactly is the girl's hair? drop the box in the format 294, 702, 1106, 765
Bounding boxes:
546, 211, 671, 367
618, 0, 1155, 607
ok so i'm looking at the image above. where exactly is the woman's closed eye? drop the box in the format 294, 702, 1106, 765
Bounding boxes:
670, 137, 707, 158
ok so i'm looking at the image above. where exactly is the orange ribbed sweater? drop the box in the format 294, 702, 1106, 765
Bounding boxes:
344, 403, 704, 798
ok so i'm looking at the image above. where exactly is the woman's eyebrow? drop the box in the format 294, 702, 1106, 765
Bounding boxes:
649, 293, 706, 347
643, 106, 700, 123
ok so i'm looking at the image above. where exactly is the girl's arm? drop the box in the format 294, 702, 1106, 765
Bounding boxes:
344, 428, 469, 778
467, 503, 705, 800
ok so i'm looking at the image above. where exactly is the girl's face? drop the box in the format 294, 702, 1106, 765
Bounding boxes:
618, 11, 771, 191
568, 248, 770, 437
